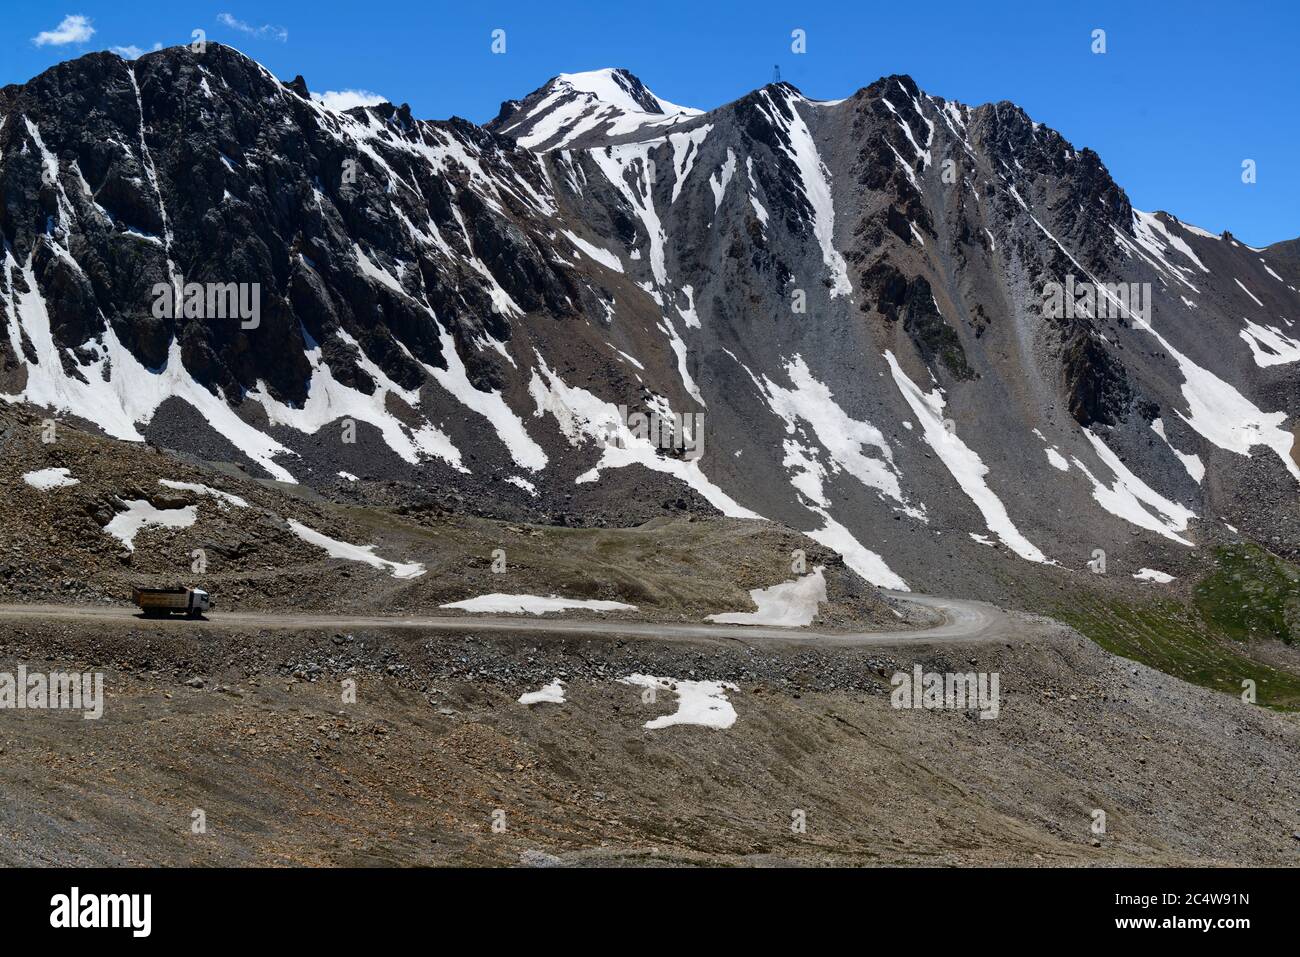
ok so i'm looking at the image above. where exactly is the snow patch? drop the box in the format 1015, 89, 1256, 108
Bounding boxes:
706, 567, 827, 626
505, 475, 538, 496
441, 594, 636, 615
805, 508, 909, 591
287, 519, 426, 579
1234, 278, 1264, 308
22, 467, 79, 490
104, 500, 197, 551
1134, 211, 1209, 273
1026, 215, 1300, 484
1151, 419, 1205, 483
1239, 320, 1300, 367
562, 229, 623, 273
756, 356, 918, 515
1044, 448, 1070, 472
709, 149, 737, 212
589, 143, 667, 286
618, 674, 738, 730
1133, 568, 1175, 583
1260, 260, 1286, 283
158, 479, 248, 508
667, 124, 712, 203
250, 328, 465, 475
417, 326, 546, 471
518, 680, 566, 706
3, 250, 300, 483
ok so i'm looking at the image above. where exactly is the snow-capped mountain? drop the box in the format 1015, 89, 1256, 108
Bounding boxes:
2, 44, 1298, 596
489, 67, 702, 150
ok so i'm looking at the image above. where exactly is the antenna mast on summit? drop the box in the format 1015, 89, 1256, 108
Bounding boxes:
773, 64, 781, 84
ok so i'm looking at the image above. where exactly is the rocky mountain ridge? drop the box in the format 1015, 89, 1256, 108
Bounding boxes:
3, 45, 1298, 597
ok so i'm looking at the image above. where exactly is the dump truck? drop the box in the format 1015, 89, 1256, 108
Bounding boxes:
132, 586, 211, 618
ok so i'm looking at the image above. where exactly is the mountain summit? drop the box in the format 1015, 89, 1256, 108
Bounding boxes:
489, 67, 702, 150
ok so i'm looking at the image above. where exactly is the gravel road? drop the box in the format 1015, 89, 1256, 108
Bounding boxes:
0, 591, 1001, 647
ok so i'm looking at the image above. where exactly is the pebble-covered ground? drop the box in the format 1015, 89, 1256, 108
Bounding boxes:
0, 612, 1296, 866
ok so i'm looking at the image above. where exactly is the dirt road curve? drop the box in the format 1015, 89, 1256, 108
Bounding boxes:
0, 592, 1013, 646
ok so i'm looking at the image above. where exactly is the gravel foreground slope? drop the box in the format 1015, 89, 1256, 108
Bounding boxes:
0, 612, 1295, 867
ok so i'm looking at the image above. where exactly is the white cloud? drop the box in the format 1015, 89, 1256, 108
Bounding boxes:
33, 14, 95, 47
217, 13, 288, 42
111, 42, 162, 60
312, 89, 388, 112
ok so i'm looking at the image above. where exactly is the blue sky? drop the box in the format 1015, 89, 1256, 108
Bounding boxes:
5, 1, 1296, 245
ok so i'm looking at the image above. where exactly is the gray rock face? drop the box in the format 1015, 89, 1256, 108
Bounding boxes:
3, 48, 1297, 594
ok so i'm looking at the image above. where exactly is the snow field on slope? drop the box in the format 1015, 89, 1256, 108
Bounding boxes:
45, 94, 553, 483
1234, 278, 1264, 308
561, 229, 624, 273
588, 143, 668, 286
1044, 448, 1070, 472
5, 241, 530, 484
884, 351, 1048, 564
527, 355, 759, 519
249, 325, 465, 474
1071, 430, 1195, 546
415, 325, 547, 471
3, 252, 298, 483
709, 149, 737, 212
1024, 205, 1300, 484
725, 351, 911, 589
585, 141, 709, 406
667, 125, 712, 203
1239, 320, 1300, 368
757, 356, 915, 511
806, 507, 909, 591
758, 88, 852, 297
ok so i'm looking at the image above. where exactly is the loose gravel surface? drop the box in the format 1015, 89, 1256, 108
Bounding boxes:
0, 608, 1296, 866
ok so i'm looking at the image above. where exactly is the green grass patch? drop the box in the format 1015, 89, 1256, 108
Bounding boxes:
1052, 592, 1300, 711
1194, 544, 1300, 644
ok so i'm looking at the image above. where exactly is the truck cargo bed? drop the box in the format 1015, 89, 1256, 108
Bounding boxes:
132, 587, 210, 617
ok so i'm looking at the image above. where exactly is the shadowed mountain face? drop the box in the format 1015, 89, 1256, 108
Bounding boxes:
2, 46, 1297, 594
